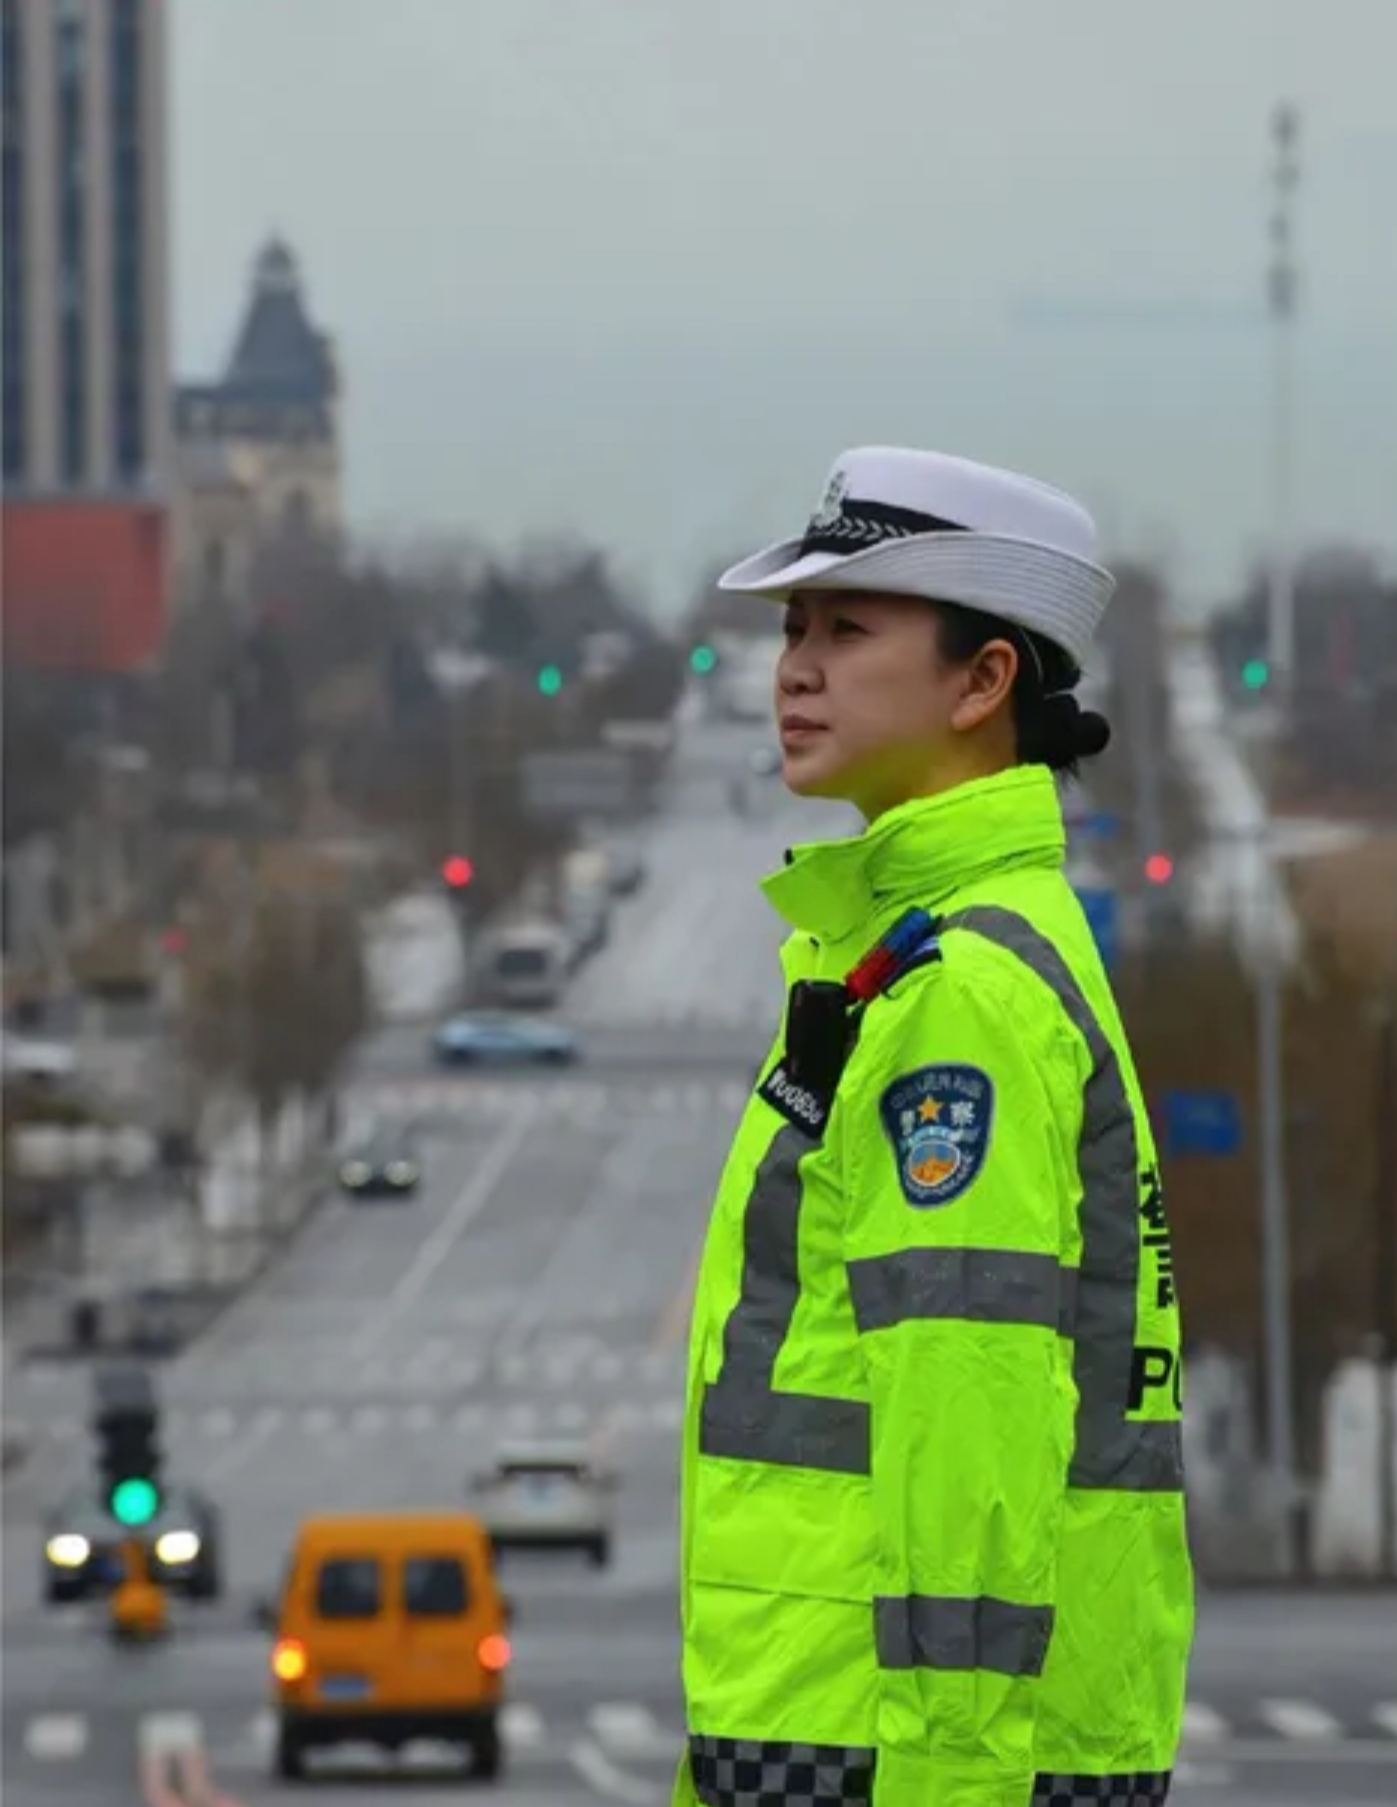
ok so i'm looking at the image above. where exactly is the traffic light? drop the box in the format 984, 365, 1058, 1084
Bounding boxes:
93, 1365, 162, 1526
536, 664, 563, 697
1144, 852, 1175, 886
1241, 657, 1271, 692
689, 643, 717, 676
441, 854, 474, 890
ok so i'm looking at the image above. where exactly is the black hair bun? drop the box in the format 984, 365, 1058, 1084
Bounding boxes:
1039, 692, 1112, 768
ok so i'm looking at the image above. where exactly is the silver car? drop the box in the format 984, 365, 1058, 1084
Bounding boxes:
469, 1441, 617, 1567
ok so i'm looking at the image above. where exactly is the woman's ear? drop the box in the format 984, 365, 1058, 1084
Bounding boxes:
950, 638, 1018, 733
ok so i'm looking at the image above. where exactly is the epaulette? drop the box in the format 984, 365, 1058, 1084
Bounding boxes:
844, 906, 943, 1003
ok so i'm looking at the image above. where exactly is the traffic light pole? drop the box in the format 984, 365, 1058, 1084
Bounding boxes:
1253, 822, 1299, 1575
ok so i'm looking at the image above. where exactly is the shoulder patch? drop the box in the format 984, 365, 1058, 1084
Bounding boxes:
878, 1063, 995, 1208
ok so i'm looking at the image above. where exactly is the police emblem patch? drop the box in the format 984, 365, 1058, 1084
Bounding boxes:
878, 1064, 994, 1208
810, 467, 848, 530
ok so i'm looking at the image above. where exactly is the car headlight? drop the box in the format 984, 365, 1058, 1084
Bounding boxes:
339, 1162, 371, 1185
385, 1162, 417, 1184
46, 1533, 91, 1567
154, 1529, 201, 1565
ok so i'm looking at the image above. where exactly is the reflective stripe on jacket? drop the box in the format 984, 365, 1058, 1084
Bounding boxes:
674, 765, 1194, 1807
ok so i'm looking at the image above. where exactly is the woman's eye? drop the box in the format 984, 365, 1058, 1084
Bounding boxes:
781, 619, 803, 643
832, 617, 866, 637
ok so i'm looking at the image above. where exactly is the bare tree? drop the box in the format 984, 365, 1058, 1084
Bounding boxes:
181, 854, 368, 1139
1114, 929, 1395, 1466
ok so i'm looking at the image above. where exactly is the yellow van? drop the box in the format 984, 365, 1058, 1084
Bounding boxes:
267, 1512, 512, 1781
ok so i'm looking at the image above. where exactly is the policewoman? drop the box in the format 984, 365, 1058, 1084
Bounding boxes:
674, 448, 1193, 1807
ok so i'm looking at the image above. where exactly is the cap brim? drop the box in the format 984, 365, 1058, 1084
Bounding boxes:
716, 531, 1114, 673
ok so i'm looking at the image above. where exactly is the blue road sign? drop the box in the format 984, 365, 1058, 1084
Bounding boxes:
1162, 1090, 1242, 1158
1076, 886, 1119, 970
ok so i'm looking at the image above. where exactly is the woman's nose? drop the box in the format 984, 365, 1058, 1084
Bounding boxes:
778, 648, 822, 694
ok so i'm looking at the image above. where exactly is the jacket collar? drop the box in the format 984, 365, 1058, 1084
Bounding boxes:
761, 765, 1066, 949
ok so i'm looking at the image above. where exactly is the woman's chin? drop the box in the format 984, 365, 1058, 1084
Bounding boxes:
781, 747, 848, 799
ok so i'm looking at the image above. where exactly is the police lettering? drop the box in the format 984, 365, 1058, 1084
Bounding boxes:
758, 1064, 829, 1137
1127, 1344, 1183, 1412
1139, 1163, 1177, 1311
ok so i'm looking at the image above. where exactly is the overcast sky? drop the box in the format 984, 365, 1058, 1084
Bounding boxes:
171, 0, 1395, 617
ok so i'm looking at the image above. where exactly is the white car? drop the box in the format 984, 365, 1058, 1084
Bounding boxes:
469, 1441, 617, 1567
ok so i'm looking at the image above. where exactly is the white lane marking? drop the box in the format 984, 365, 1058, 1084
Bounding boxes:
1373, 1702, 1397, 1738
1259, 1698, 1344, 1740
501, 1702, 546, 1747
1182, 1699, 1231, 1743
589, 1703, 677, 1758
24, 1715, 88, 1760
357, 1104, 532, 1354
1199, 1738, 1397, 1765
203, 1405, 283, 1483
137, 1711, 204, 1756
570, 1738, 664, 1805
301, 1406, 336, 1434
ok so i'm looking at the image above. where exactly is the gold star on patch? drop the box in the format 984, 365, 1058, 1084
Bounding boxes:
918, 1097, 943, 1122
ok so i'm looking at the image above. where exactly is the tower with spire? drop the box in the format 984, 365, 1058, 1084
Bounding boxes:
172, 238, 342, 602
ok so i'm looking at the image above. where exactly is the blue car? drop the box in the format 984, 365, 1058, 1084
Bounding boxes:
433, 1013, 579, 1067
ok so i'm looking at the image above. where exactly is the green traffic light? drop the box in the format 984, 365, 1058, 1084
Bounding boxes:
1241, 658, 1270, 692
537, 664, 562, 697
108, 1477, 161, 1526
689, 645, 717, 676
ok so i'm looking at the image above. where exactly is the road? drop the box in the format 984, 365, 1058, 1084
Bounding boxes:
4, 712, 1395, 1807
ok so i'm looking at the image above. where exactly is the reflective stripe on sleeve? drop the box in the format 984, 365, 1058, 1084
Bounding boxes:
874, 1593, 1055, 1676
848, 1247, 1078, 1336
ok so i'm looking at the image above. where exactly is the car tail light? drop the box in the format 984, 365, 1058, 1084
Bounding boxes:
478, 1633, 511, 1671
271, 1638, 308, 1682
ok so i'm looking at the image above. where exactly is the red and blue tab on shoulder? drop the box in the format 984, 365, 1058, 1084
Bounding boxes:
843, 906, 943, 1003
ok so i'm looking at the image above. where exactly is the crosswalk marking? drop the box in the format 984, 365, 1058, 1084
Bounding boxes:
1258, 1698, 1344, 1740
588, 1703, 676, 1758
17, 1698, 1397, 1765
345, 1075, 753, 1127
137, 1712, 203, 1756
1182, 1700, 1230, 1743
501, 1703, 546, 1747
23, 1715, 87, 1761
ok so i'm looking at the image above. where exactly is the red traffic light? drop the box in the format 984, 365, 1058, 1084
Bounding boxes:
441, 856, 474, 889
1144, 853, 1175, 886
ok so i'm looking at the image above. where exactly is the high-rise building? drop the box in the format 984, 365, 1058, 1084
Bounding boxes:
2, 0, 170, 672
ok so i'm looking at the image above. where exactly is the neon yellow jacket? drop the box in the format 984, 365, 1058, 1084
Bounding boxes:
674, 766, 1193, 1807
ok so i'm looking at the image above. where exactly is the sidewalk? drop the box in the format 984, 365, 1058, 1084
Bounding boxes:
364, 890, 466, 1024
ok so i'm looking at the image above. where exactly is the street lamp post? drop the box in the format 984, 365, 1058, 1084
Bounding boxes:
1265, 102, 1301, 709
1255, 101, 1303, 1577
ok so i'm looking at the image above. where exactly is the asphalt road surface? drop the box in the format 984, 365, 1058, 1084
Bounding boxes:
4, 715, 1395, 1807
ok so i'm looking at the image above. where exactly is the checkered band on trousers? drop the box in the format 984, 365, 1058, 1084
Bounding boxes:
687, 1738, 1171, 1807
688, 1735, 876, 1807
1031, 1775, 1172, 1806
